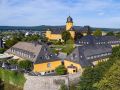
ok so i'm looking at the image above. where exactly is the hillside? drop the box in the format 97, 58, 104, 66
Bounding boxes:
0, 26, 120, 32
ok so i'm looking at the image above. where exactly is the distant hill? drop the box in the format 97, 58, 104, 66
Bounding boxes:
0, 25, 120, 32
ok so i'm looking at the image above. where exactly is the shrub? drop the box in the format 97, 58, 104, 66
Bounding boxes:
55, 65, 67, 75
18, 60, 33, 70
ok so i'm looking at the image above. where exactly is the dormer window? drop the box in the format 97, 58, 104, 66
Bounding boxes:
91, 56, 93, 59
80, 56, 82, 58
45, 55, 50, 59
40, 56, 44, 60
73, 53, 77, 59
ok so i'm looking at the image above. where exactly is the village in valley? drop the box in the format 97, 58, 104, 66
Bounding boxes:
0, 16, 120, 90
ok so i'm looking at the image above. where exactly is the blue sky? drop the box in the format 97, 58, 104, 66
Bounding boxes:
0, 0, 120, 28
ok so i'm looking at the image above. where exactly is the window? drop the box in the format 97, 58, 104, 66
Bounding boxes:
91, 56, 93, 59
47, 71, 50, 73
94, 56, 96, 58
73, 70, 76, 72
46, 55, 50, 59
47, 63, 51, 68
51, 70, 54, 72
73, 53, 77, 59
87, 57, 90, 59
40, 56, 44, 59
80, 56, 82, 58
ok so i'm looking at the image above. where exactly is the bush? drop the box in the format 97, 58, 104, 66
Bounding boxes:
18, 60, 33, 70
9, 60, 18, 65
93, 29, 102, 36
55, 65, 67, 75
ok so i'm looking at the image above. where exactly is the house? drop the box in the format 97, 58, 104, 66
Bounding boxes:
5, 42, 62, 74
64, 44, 112, 74
76, 35, 120, 47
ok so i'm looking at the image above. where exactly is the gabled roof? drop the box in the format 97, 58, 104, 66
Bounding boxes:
5, 42, 60, 63
66, 44, 112, 67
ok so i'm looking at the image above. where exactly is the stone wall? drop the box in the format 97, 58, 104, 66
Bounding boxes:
24, 72, 81, 90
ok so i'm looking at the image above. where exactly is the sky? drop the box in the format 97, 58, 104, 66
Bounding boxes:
0, 0, 120, 28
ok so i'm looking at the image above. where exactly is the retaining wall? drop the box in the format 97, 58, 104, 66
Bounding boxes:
24, 72, 81, 90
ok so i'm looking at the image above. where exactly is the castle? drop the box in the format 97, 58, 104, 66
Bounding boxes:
45, 16, 87, 41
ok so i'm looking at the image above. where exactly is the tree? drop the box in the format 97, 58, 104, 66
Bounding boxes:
0, 48, 5, 54
9, 60, 18, 65
18, 60, 33, 70
0, 79, 4, 90
74, 32, 83, 40
76, 46, 120, 90
5, 36, 20, 48
96, 60, 120, 90
62, 31, 72, 43
93, 29, 102, 36
55, 65, 67, 75
22, 34, 40, 41
106, 31, 114, 36
116, 32, 120, 38
62, 39, 74, 54
66, 39, 74, 44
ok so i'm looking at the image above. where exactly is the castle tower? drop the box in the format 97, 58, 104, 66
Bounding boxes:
66, 16, 73, 31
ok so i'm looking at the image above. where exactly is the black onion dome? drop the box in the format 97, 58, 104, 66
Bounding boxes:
67, 16, 73, 23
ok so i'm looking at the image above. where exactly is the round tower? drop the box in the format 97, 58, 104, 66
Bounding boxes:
66, 16, 73, 31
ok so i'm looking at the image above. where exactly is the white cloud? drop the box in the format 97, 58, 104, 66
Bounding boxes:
0, 0, 120, 28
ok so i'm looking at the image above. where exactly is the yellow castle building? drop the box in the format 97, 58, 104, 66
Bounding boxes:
45, 16, 75, 41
